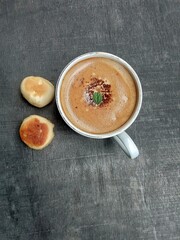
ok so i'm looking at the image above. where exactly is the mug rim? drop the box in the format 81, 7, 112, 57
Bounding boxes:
55, 52, 142, 139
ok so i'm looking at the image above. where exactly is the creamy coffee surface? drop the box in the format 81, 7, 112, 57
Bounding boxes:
60, 57, 137, 134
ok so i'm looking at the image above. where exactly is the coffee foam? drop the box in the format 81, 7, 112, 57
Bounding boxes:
60, 57, 137, 134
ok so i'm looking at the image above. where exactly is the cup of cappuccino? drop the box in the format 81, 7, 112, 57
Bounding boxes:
56, 52, 142, 159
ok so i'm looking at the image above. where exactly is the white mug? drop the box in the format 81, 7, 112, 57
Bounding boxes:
56, 52, 142, 159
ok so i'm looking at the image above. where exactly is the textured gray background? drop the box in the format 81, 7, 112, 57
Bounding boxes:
0, 0, 180, 239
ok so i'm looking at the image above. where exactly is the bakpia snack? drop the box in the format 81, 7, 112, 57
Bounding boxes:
19, 115, 54, 150
20, 76, 54, 107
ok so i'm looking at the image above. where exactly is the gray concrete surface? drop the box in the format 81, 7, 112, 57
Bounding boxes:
0, 0, 180, 239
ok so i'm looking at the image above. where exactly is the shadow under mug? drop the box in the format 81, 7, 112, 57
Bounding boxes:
56, 52, 142, 159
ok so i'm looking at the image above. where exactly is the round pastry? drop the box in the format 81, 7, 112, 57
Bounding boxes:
19, 115, 54, 150
20, 76, 54, 108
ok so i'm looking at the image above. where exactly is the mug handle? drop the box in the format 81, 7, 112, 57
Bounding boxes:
113, 131, 139, 159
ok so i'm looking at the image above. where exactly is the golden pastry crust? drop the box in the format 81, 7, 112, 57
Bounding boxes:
19, 115, 54, 150
20, 76, 54, 108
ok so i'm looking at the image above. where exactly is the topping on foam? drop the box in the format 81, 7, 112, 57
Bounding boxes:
85, 77, 112, 106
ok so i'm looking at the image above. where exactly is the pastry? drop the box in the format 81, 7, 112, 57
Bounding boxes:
19, 115, 54, 150
20, 76, 54, 108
